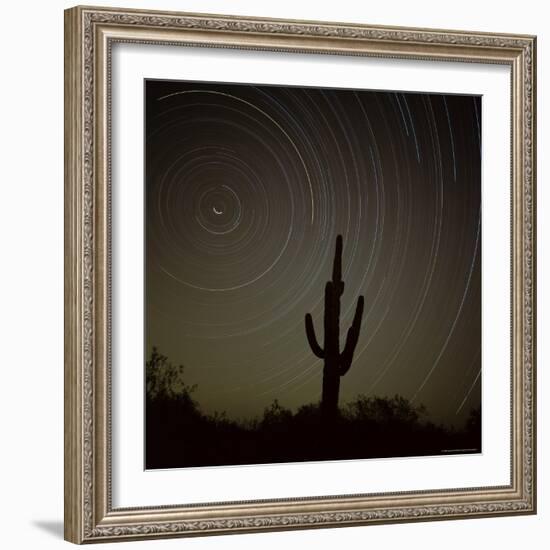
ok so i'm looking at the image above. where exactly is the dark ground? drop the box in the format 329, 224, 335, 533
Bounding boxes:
145, 348, 481, 469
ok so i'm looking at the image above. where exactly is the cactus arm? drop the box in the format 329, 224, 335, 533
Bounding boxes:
305, 313, 324, 358
339, 296, 365, 375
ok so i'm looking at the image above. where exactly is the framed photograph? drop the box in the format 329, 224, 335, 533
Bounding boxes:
64, 5, 537, 543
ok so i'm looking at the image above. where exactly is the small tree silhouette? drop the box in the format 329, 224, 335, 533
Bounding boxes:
305, 235, 365, 419
146, 346, 197, 409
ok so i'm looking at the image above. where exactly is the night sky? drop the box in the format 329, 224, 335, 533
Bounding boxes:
145, 79, 481, 428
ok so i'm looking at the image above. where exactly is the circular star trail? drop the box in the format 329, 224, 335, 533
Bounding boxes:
146, 79, 481, 427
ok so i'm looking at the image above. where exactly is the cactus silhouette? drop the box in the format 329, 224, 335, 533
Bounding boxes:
305, 235, 365, 419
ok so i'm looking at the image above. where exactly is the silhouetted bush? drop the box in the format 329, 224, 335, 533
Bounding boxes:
145, 348, 481, 469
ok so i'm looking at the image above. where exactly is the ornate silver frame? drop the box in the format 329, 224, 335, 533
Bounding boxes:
64, 5, 536, 544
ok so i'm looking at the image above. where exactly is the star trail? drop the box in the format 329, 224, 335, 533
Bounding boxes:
145, 79, 481, 428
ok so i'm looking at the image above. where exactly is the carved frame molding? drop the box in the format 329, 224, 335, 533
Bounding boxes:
64, 5, 536, 543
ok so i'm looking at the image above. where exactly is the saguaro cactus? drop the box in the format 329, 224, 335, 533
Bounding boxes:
305, 235, 365, 418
